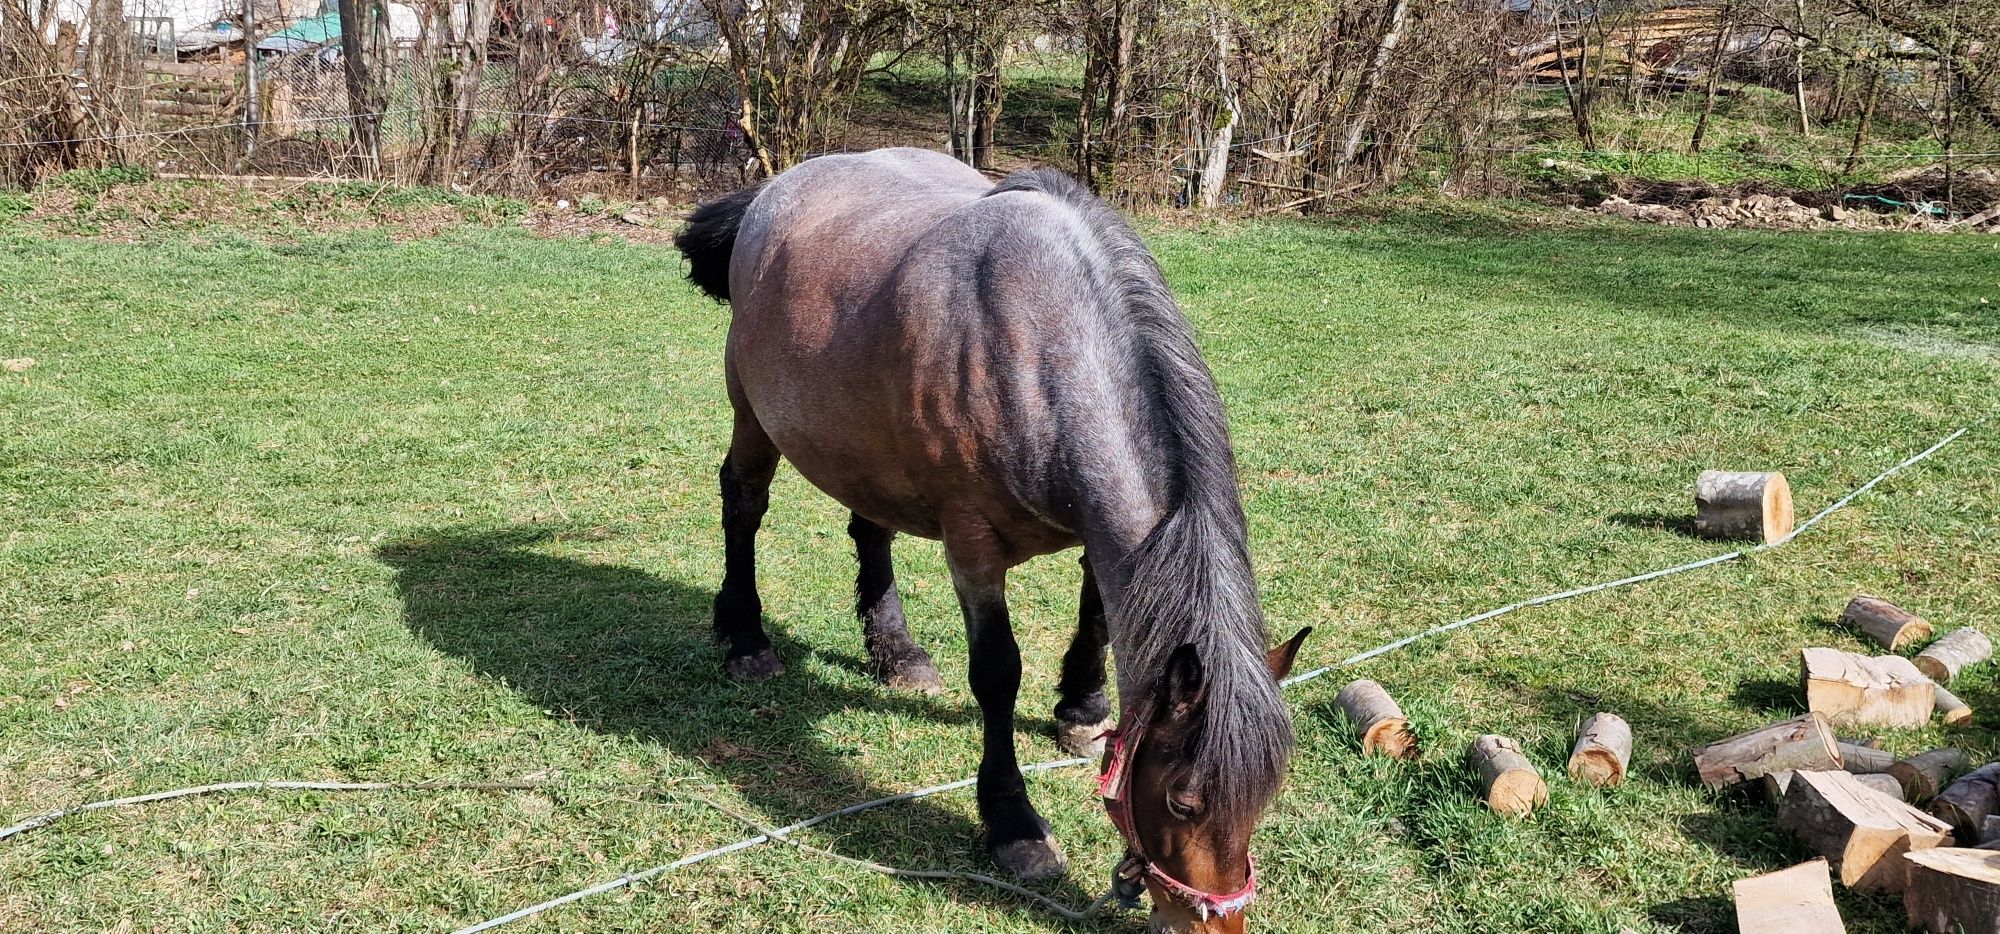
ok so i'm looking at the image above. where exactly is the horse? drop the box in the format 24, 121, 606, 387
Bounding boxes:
674, 147, 1307, 932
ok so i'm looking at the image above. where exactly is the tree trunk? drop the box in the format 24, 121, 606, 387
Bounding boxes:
1792, 0, 1812, 135
1333, 0, 1410, 180
1690, 4, 1730, 153
1198, 10, 1236, 209
971, 36, 1003, 171
338, 0, 384, 175
1843, 68, 1882, 177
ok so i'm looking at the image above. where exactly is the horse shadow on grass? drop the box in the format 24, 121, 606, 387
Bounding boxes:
377, 526, 1115, 928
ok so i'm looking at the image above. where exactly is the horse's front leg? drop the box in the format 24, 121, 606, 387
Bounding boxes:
945, 538, 1067, 881
1053, 552, 1115, 756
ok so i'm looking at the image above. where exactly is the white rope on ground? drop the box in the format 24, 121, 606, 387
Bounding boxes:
447, 757, 1089, 934
692, 792, 1119, 922
0, 780, 539, 843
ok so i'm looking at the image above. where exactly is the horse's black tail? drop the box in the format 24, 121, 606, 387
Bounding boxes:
674, 184, 762, 302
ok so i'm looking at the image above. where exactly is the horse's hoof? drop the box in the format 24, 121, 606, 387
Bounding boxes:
991, 837, 1068, 881
724, 648, 785, 681
1055, 717, 1116, 757
870, 647, 946, 695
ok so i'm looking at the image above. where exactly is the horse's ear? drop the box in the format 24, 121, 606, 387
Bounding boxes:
1163, 643, 1206, 722
1266, 627, 1312, 681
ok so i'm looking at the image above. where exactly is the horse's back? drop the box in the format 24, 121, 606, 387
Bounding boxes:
724, 150, 1131, 556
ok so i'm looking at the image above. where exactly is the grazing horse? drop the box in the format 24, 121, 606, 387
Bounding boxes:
674, 147, 1307, 932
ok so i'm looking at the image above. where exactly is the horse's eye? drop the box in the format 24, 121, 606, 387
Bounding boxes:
1166, 792, 1203, 819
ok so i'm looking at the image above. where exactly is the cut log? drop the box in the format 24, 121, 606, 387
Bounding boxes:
1692, 713, 1841, 790
1694, 469, 1794, 543
1733, 858, 1845, 933
1840, 594, 1933, 650
1915, 628, 1993, 684
1778, 769, 1954, 894
1935, 683, 1974, 728
1931, 762, 2000, 840
1892, 748, 1969, 804
1903, 847, 2000, 933
1467, 734, 1546, 817
1567, 712, 1632, 786
1802, 648, 1933, 728
1984, 815, 2000, 846
1855, 773, 1906, 799
1333, 679, 1419, 759
1837, 742, 1895, 774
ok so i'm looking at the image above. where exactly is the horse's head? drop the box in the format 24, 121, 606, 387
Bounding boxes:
1102, 628, 1310, 932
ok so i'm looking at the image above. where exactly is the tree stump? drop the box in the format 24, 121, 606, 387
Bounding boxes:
1915, 628, 1993, 684
1467, 734, 1546, 817
1891, 748, 1969, 804
1840, 594, 1933, 650
1692, 713, 1841, 790
1801, 648, 1932, 728
1903, 848, 2000, 934
1567, 713, 1632, 786
1837, 742, 1895, 774
1931, 762, 2000, 840
1733, 858, 1845, 934
1935, 684, 1974, 728
1694, 470, 1794, 543
1333, 679, 1419, 759
1778, 770, 1954, 894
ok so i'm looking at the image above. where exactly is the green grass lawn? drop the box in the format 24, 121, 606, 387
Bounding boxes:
3, 199, 1999, 933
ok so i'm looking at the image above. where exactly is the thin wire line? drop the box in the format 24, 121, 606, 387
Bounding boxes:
0, 780, 539, 842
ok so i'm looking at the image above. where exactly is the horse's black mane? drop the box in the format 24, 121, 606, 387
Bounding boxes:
987, 169, 1294, 826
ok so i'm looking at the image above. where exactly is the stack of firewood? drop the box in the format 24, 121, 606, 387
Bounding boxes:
1705, 593, 1997, 933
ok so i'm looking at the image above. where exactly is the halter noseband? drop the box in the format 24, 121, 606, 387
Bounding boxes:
1095, 717, 1258, 921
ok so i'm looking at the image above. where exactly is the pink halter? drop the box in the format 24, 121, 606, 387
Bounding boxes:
1096, 720, 1258, 921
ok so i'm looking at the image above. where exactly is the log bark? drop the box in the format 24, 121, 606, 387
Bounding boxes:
1334, 680, 1419, 759
1770, 769, 1907, 800
1467, 734, 1546, 816
1984, 814, 2000, 847
1733, 858, 1845, 933
1802, 648, 1933, 728
1838, 742, 1896, 774
1841, 594, 1933, 650
1694, 470, 1794, 543
1778, 769, 1954, 894
1568, 712, 1632, 786
1936, 684, 1974, 728
1903, 847, 2000, 934
1692, 713, 1841, 790
1931, 762, 2000, 840
1915, 628, 1993, 684
1892, 748, 1969, 804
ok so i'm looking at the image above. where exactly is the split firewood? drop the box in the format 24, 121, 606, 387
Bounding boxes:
1935, 684, 1974, 728
1854, 773, 1906, 799
1567, 713, 1632, 786
1903, 847, 2000, 934
1836, 742, 1895, 774
1891, 748, 1969, 804
1801, 648, 1932, 728
1778, 770, 1954, 894
1915, 628, 1993, 684
1732, 858, 1845, 934
1930, 762, 2000, 840
1692, 712, 1841, 790
1768, 769, 1906, 801
1840, 594, 1933, 650
1467, 734, 1546, 817
1333, 679, 1419, 759
1694, 469, 1794, 543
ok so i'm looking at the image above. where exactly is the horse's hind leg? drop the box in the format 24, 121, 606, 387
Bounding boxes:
945, 532, 1067, 881
847, 513, 945, 693
714, 410, 783, 680
1052, 553, 1115, 756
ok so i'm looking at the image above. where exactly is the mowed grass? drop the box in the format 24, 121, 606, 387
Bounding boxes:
3, 202, 1999, 934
